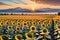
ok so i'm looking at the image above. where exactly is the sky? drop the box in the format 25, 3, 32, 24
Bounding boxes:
0, 0, 60, 10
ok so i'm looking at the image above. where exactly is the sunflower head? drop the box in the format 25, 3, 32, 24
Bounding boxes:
41, 23, 46, 28
30, 25, 36, 33
5, 20, 10, 26
2, 35, 8, 40
47, 23, 51, 28
41, 28, 49, 34
0, 36, 2, 40
56, 24, 60, 30
22, 21, 28, 27
17, 19, 21, 26
11, 20, 16, 26
17, 22, 20, 26
54, 19, 58, 24
31, 21, 36, 25
0, 21, 4, 27
25, 32, 34, 39
16, 27, 20, 31
15, 34, 23, 40
37, 21, 42, 25
8, 26, 13, 30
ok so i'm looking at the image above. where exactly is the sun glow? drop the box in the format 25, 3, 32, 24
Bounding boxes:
31, 5, 36, 12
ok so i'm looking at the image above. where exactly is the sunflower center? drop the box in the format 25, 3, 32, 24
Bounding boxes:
58, 26, 60, 29
33, 22, 35, 24
9, 27, 11, 29
17, 28, 19, 30
7, 22, 8, 24
17, 36, 22, 39
48, 24, 50, 26
43, 29, 47, 33
12, 23, 14, 24
32, 27, 35, 30
55, 21, 57, 24
27, 34, 32, 38
2, 36, 8, 40
39, 22, 41, 24
18, 23, 20, 25
42, 24, 45, 27
24, 23, 26, 25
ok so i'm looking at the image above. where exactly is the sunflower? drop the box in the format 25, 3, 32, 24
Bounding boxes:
22, 21, 28, 27
56, 24, 60, 30
30, 25, 36, 32
26, 21, 29, 25
40, 28, 49, 34
2, 35, 8, 40
28, 20, 32, 25
5, 19, 11, 26
11, 20, 16, 26
25, 32, 34, 40
31, 20, 36, 25
37, 21, 42, 25
19, 20, 23, 26
7, 26, 13, 30
41, 23, 46, 28
0, 20, 4, 27
0, 36, 3, 40
17, 19, 21, 26
17, 22, 20, 26
15, 34, 23, 40
16, 27, 20, 31
47, 23, 51, 28
54, 19, 58, 24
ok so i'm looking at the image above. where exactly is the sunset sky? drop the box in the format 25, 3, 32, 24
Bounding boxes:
0, 0, 60, 10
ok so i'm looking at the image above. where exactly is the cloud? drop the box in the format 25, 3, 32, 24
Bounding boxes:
0, 2, 12, 6
32, 0, 60, 6
13, 2, 20, 4
0, 2, 7, 5
13, 2, 27, 5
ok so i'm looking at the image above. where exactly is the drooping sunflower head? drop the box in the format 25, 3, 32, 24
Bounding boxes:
41, 28, 49, 34
25, 32, 34, 39
56, 24, 60, 30
15, 34, 23, 40
30, 25, 36, 32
